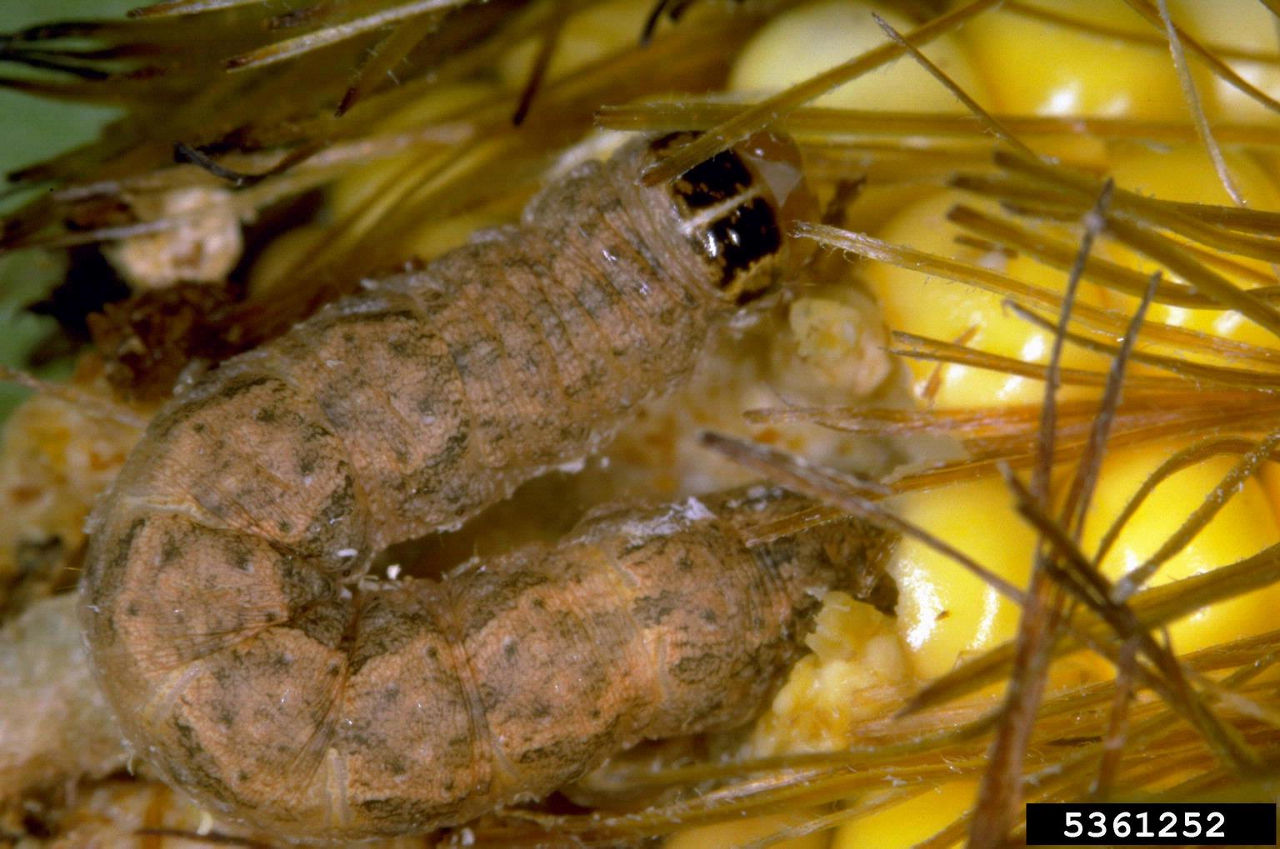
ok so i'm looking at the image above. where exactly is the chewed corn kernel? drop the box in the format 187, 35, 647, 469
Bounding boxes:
664, 813, 828, 849
749, 592, 908, 755
0, 374, 140, 593
783, 292, 892, 399
861, 191, 1111, 408
965, 0, 1187, 121
1081, 440, 1280, 657
831, 780, 976, 849
729, 0, 988, 111
104, 187, 241, 290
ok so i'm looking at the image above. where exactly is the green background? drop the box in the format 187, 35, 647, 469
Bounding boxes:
0, 0, 140, 419
0, 1, 139, 179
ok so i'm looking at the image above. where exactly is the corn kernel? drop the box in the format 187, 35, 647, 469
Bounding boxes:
782, 292, 892, 400
1260, 466, 1280, 536
400, 208, 521, 267
498, 0, 655, 90
1099, 143, 1280, 353
328, 83, 498, 220
246, 225, 327, 299
831, 780, 976, 849
664, 813, 828, 849
886, 475, 1035, 680
104, 186, 241, 290
965, 0, 1188, 121
750, 592, 908, 754
1171, 0, 1280, 125
1081, 440, 1280, 656
730, 0, 988, 111
861, 191, 1112, 408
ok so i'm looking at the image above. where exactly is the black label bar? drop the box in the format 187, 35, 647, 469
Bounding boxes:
1026, 803, 1276, 845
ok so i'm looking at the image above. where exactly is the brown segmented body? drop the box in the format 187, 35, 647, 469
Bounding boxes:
79, 133, 881, 840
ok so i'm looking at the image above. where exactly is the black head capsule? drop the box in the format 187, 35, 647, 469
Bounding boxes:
655, 131, 816, 305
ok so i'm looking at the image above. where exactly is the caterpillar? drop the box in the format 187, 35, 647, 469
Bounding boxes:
79, 132, 885, 840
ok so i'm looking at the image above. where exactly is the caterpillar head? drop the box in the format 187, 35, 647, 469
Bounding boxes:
656, 130, 817, 305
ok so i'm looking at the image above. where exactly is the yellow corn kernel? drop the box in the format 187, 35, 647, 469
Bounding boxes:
1260, 466, 1280, 537
1098, 143, 1280, 353
1171, 0, 1280, 125
887, 475, 1036, 681
962, 0, 1194, 163
965, 0, 1188, 121
399, 208, 523, 268
889, 439, 1280, 684
1081, 440, 1280, 657
831, 780, 976, 849
861, 191, 1112, 409
246, 224, 327, 300
328, 82, 498, 220
498, 0, 655, 90
750, 592, 908, 755
729, 0, 988, 111
664, 813, 829, 849
1108, 142, 1280, 208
